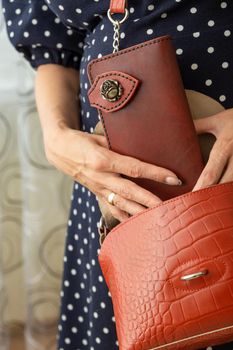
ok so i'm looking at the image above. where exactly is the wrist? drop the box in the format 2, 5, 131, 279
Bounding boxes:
42, 109, 78, 135
42, 117, 80, 148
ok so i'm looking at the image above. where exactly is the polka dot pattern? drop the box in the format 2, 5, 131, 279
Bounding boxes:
2, 1, 233, 350
2, 0, 86, 70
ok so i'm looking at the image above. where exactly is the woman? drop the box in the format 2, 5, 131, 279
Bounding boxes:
2, 0, 233, 349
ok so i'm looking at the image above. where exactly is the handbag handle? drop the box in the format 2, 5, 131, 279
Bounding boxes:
109, 0, 127, 14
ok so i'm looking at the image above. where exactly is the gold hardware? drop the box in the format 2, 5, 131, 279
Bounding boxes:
100, 79, 123, 102
181, 269, 208, 281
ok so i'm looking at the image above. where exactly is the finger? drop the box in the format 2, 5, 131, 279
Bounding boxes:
193, 116, 217, 136
103, 173, 162, 207
102, 189, 147, 216
100, 198, 130, 223
69, 171, 131, 223
104, 150, 182, 186
219, 157, 233, 183
81, 167, 162, 207
193, 139, 229, 191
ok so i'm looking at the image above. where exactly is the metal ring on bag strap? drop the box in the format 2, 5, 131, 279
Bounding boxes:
107, 8, 129, 25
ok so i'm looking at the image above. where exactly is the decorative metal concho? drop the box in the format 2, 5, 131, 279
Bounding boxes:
100, 79, 123, 102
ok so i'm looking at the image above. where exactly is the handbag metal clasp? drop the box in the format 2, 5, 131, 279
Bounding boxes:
181, 269, 208, 281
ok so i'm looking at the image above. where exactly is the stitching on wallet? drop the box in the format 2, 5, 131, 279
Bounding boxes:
98, 109, 111, 147
89, 72, 137, 111
88, 36, 170, 151
88, 36, 170, 80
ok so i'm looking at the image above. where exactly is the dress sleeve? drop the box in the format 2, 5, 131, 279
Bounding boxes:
2, 0, 86, 70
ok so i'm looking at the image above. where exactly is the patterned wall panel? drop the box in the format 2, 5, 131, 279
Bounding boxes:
0, 5, 73, 350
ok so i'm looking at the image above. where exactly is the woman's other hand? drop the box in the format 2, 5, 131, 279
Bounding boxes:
193, 108, 233, 191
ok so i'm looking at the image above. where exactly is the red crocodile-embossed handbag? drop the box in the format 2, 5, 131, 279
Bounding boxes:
98, 182, 233, 350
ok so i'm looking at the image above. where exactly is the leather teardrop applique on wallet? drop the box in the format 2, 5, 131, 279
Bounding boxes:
88, 71, 140, 113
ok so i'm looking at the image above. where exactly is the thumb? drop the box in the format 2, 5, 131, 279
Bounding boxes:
193, 116, 217, 136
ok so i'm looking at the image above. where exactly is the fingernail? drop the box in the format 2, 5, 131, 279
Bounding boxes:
165, 177, 183, 186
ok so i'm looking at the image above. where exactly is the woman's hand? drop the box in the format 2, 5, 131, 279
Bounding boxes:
193, 108, 233, 191
35, 66, 182, 222
44, 126, 182, 222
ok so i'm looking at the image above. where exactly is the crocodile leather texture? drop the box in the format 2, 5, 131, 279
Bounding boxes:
87, 35, 204, 201
98, 182, 233, 350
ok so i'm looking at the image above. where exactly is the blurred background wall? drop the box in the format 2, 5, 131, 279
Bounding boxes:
0, 5, 73, 350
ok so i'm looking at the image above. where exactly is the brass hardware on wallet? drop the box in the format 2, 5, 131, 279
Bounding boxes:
181, 269, 208, 281
100, 79, 123, 102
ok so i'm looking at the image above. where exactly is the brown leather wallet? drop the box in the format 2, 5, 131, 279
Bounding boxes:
87, 35, 204, 200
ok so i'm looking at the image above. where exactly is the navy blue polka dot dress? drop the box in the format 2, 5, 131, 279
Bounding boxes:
3, 1, 233, 349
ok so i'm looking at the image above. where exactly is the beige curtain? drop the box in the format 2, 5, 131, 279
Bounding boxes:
0, 7, 73, 350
